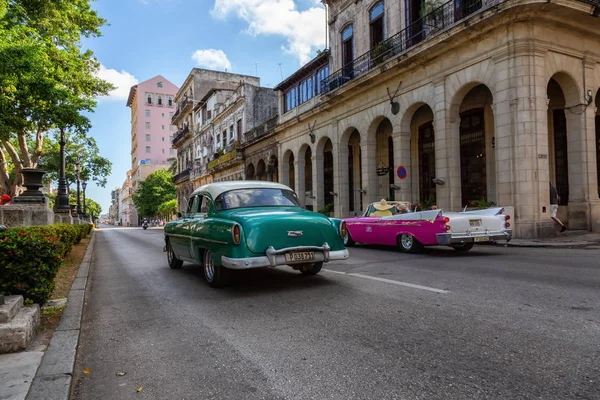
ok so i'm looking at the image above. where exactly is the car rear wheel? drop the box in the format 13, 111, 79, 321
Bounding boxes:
344, 231, 355, 247
398, 234, 423, 254
299, 262, 323, 276
203, 249, 230, 288
166, 240, 183, 269
452, 243, 474, 252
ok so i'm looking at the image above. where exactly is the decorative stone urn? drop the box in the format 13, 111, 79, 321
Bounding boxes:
13, 168, 47, 204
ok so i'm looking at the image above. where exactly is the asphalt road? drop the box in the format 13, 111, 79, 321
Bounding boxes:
72, 226, 600, 400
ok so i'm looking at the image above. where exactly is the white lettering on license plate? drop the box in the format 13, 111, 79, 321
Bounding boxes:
474, 236, 489, 243
285, 251, 315, 262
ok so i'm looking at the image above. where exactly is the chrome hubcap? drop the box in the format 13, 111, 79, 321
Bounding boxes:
204, 251, 215, 281
343, 234, 348, 245
401, 234, 413, 250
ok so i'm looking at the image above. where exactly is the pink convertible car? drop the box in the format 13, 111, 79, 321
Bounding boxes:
343, 200, 512, 253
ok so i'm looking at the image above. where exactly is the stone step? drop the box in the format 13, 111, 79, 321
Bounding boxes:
0, 304, 40, 354
0, 296, 24, 323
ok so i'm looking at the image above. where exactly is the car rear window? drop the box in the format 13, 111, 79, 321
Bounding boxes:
214, 188, 300, 211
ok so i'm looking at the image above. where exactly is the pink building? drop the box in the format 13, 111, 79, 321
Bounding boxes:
126, 75, 179, 169
125, 75, 179, 225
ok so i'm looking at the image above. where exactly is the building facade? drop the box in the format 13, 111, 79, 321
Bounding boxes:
119, 172, 134, 227
171, 69, 262, 211
272, 0, 600, 239
125, 75, 179, 224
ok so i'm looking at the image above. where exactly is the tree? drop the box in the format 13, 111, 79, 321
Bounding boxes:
47, 192, 102, 216
38, 130, 112, 188
157, 199, 178, 220
133, 170, 176, 218
0, 1, 113, 195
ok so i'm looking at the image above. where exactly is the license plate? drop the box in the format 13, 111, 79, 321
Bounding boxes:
474, 236, 489, 243
285, 251, 315, 263
469, 219, 482, 227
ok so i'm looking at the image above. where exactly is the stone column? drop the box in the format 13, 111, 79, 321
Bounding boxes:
295, 158, 305, 208
391, 132, 410, 202
360, 140, 377, 209
337, 141, 350, 218
313, 153, 324, 211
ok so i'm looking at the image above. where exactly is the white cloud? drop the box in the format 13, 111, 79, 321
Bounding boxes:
211, 0, 326, 65
191, 49, 232, 71
97, 64, 139, 101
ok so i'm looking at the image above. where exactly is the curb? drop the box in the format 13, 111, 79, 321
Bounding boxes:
503, 241, 594, 248
25, 231, 96, 400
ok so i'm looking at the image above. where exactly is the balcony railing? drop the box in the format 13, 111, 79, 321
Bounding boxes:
207, 148, 241, 171
171, 125, 190, 147
190, 166, 206, 181
172, 168, 191, 184
322, 0, 492, 93
171, 96, 194, 124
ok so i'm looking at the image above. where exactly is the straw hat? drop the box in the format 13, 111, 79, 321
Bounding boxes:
397, 203, 408, 212
373, 199, 394, 211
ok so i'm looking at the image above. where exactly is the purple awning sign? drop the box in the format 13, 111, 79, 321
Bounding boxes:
397, 166, 407, 180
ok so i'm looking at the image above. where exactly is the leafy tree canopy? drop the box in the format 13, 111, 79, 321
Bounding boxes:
132, 170, 176, 218
38, 130, 112, 188
157, 199, 177, 219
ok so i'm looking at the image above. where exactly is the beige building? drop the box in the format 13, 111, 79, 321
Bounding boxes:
272, 0, 600, 238
171, 69, 261, 211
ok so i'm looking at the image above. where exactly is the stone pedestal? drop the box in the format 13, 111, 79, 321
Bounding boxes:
0, 296, 40, 353
54, 210, 73, 225
0, 204, 54, 228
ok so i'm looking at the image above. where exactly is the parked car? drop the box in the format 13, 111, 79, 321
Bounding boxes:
163, 181, 349, 287
344, 200, 512, 253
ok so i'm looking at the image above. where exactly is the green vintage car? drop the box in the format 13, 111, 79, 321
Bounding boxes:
163, 181, 349, 287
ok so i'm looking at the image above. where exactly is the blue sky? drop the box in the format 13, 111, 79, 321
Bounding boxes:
83, 0, 326, 214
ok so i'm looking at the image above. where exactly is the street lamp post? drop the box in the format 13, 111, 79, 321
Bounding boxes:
75, 161, 82, 216
82, 181, 87, 220
54, 128, 70, 211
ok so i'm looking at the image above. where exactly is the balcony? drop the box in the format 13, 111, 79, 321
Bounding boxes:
172, 168, 191, 184
190, 166, 206, 181
171, 96, 194, 124
207, 148, 242, 171
322, 0, 495, 93
171, 125, 190, 147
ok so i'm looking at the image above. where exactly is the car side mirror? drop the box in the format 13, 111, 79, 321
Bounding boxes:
177, 212, 182, 219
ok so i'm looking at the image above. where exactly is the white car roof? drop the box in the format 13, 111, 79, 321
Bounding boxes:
191, 180, 292, 199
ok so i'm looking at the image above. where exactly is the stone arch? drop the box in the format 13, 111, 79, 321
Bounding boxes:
256, 159, 267, 181
406, 104, 436, 206
545, 52, 584, 106
448, 82, 497, 207
546, 72, 588, 229
316, 136, 335, 211
296, 143, 313, 209
246, 163, 255, 180
338, 127, 362, 216
282, 149, 295, 189
267, 154, 279, 182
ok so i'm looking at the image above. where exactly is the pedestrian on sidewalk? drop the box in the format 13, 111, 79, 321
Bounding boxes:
549, 182, 566, 232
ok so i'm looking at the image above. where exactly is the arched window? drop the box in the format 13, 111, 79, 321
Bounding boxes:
370, 1, 385, 48
341, 24, 354, 78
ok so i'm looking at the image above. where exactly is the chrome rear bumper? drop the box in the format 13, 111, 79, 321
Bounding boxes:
436, 230, 512, 245
221, 243, 350, 270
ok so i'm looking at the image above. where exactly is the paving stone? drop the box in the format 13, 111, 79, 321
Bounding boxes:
70, 277, 87, 291
0, 351, 44, 400
26, 374, 71, 400
56, 290, 84, 332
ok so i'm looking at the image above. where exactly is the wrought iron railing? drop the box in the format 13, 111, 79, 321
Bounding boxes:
171, 125, 190, 147
172, 168, 191, 184
171, 97, 193, 123
322, 0, 488, 93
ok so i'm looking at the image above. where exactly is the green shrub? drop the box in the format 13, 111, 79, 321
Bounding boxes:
0, 227, 64, 305
50, 224, 78, 255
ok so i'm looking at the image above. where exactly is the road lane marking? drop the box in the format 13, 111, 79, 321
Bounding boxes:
323, 269, 449, 294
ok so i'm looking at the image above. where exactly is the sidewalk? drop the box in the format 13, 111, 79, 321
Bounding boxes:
506, 230, 600, 248
0, 232, 95, 400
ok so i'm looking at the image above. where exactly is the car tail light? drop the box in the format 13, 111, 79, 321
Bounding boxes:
445, 225, 451, 231
232, 224, 241, 245
505, 222, 510, 228
444, 217, 450, 223
340, 221, 347, 239
505, 215, 510, 221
